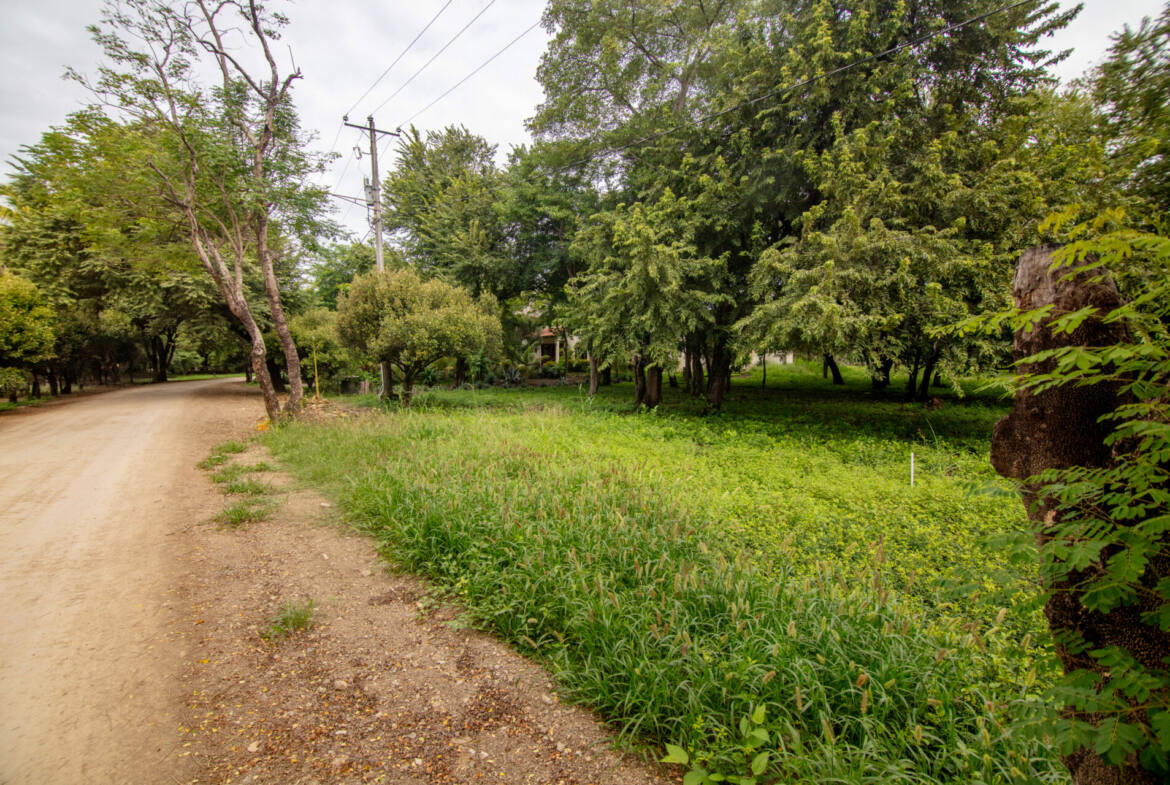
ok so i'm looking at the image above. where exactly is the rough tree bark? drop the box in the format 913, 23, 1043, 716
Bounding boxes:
990, 246, 1167, 785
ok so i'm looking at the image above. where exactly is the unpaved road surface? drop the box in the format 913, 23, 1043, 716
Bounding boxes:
1, 381, 669, 785
0, 379, 257, 784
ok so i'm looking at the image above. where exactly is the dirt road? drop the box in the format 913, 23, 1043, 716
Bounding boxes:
0, 379, 257, 784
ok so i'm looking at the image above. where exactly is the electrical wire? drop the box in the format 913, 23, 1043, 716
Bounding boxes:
369, 0, 499, 117
344, 0, 455, 118
329, 0, 1037, 233
396, 19, 542, 128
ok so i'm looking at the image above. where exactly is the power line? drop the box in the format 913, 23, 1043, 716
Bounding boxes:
369, 0, 499, 117
330, 127, 366, 193
397, 19, 542, 128
344, 0, 455, 118
549, 0, 1039, 175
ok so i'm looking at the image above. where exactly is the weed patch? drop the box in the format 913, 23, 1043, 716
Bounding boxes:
197, 440, 249, 470
216, 500, 271, 528
259, 599, 315, 640
222, 478, 269, 496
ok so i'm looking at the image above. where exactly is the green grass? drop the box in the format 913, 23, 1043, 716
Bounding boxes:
263, 362, 1062, 783
0, 397, 50, 413
216, 499, 272, 527
211, 462, 273, 485
196, 440, 249, 470
222, 477, 270, 496
259, 598, 315, 640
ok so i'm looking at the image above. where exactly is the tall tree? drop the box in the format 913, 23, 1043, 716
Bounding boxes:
79, 0, 328, 420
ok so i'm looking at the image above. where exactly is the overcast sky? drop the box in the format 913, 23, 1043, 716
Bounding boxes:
1, 0, 1164, 239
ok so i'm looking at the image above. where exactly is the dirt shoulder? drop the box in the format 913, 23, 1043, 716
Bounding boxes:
177, 436, 671, 785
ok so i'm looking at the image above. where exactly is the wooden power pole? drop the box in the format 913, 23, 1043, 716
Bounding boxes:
343, 114, 399, 397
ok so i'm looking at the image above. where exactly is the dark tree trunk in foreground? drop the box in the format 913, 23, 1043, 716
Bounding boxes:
823, 354, 844, 385
644, 365, 663, 408
990, 246, 1167, 785
587, 351, 599, 396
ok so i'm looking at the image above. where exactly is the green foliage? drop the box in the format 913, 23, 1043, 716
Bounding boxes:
0, 271, 56, 372
259, 599, 315, 640
336, 267, 503, 403
568, 188, 730, 371
1010, 224, 1170, 775
265, 370, 1063, 783
308, 242, 377, 309
1093, 2, 1170, 217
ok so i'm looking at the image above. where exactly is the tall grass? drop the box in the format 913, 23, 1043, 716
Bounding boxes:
266, 380, 1063, 783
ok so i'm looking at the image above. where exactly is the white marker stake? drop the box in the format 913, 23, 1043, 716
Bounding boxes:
910, 452, 915, 487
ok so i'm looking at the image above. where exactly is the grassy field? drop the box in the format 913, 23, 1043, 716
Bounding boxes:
264, 361, 1064, 783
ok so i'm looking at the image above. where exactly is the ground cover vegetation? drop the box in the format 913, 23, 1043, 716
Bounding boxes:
266, 369, 1065, 783
3, 0, 1169, 780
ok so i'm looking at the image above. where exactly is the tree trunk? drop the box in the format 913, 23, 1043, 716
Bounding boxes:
632, 353, 647, 406
48, 372, 59, 396
668, 373, 678, 389
823, 354, 844, 385
245, 363, 252, 383
587, 351, 599, 396
871, 357, 894, 389
705, 340, 731, 409
266, 356, 286, 393
761, 354, 767, 388
906, 351, 921, 398
601, 367, 612, 386
990, 246, 1167, 785
453, 356, 468, 388
644, 365, 663, 408
152, 335, 168, 383
691, 349, 705, 397
400, 369, 415, 406
31, 374, 41, 399
917, 350, 937, 401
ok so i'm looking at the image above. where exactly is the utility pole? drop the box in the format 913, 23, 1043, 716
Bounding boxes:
343, 114, 399, 398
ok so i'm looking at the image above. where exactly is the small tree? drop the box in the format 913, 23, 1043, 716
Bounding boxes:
336, 268, 502, 405
0, 271, 56, 400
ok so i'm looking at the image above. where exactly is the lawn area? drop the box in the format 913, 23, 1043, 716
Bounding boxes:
264, 361, 1064, 783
